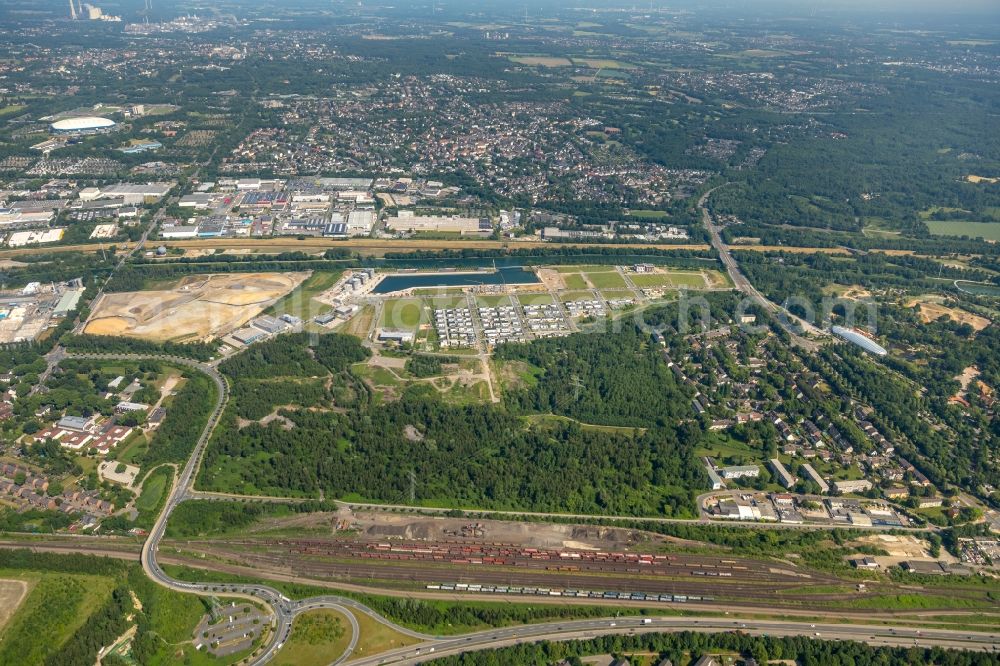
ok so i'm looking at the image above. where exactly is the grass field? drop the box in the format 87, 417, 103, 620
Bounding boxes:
475, 294, 513, 307
517, 293, 555, 305
264, 270, 341, 318
114, 431, 149, 464
0, 104, 26, 117
350, 609, 420, 660
134, 465, 173, 528
671, 272, 710, 288
559, 290, 596, 302
626, 209, 670, 219
428, 295, 468, 309
927, 221, 1000, 241
381, 298, 425, 330
562, 273, 588, 289
273, 609, 351, 666
340, 304, 375, 338
0, 572, 116, 665
586, 270, 627, 289
629, 274, 674, 288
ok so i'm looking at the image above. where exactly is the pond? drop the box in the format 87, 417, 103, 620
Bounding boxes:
372, 266, 540, 294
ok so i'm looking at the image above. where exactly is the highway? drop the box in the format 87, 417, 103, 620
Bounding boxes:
698, 185, 827, 350
347, 616, 1000, 666
48, 350, 998, 664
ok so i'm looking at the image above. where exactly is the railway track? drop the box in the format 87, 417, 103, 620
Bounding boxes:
165, 537, 860, 604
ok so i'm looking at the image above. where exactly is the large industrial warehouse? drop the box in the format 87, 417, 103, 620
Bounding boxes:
49, 116, 116, 135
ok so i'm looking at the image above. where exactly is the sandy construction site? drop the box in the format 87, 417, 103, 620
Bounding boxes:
84, 272, 308, 343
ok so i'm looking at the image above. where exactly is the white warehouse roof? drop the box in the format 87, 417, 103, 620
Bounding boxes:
50, 116, 116, 132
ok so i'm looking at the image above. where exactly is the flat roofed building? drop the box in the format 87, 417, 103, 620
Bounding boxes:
160, 224, 199, 239
115, 401, 149, 413
53, 289, 84, 316
377, 329, 415, 344
99, 182, 174, 205
385, 211, 484, 235
347, 210, 375, 235
769, 458, 796, 488
800, 463, 830, 494
7, 228, 65, 247
178, 193, 214, 208
232, 327, 267, 345
252, 315, 287, 335
57, 415, 93, 432
833, 479, 873, 494
705, 465, 724, 490
719, 464, 760, 479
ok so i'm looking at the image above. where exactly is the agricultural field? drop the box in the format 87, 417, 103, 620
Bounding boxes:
926, 220, 1000, 241
508, 55, 572, 67
571, 57, 636, 69
85, 273, 308, 342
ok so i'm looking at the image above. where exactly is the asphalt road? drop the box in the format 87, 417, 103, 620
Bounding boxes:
347, 616, 1000, 666
698, 185, 826, 350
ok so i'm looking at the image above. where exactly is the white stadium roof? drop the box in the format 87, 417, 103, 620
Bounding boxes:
831, 326, 888, 356
50, 116, 115, 131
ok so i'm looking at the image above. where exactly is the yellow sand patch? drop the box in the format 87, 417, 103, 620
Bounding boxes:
966, 175, 998, 184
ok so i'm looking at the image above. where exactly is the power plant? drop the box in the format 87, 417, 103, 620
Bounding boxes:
68, 0, 121, 21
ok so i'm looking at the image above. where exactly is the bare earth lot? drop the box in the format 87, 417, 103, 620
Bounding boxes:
0, 579, 29, 631
906, 295, 992, 331
84, 272, 308, 343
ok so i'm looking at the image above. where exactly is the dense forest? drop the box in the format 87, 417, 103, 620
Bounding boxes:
495, 325, 694, 428
200, 332, 707, 516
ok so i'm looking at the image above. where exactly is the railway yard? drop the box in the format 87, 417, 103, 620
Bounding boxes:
158, 532, 900, 611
